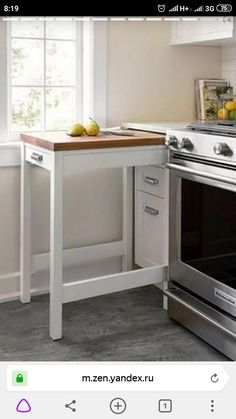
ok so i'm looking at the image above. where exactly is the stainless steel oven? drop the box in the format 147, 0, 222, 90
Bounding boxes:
165, 128, 236, 359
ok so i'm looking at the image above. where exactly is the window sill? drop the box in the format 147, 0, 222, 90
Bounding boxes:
0, 140, 21, 148
0, 141, 21, 167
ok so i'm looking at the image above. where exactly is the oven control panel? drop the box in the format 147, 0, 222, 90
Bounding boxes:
166, 129, 235, 162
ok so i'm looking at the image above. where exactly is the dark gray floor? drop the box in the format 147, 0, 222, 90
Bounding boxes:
0, 286, 227, 361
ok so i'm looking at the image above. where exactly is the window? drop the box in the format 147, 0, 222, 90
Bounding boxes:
0, 18, 107, 142
10, 20, 80, 132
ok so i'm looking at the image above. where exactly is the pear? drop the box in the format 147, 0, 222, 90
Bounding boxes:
85, 117, 100, 136
68, 123, 85, 137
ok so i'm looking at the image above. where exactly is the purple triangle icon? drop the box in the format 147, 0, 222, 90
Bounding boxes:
16, 399, 31, 413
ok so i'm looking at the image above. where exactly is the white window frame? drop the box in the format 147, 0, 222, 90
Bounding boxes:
10, 20, 82, 137
82, 19, 107, 127
0, 18, 107, 144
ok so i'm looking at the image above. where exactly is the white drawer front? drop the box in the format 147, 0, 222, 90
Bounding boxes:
25, 146, 52, 170
136, 165, 165, 197
135, 191, 165, 267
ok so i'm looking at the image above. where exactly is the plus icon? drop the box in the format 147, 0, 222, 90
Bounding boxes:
110, 398, 127, 414
114, 401, 123, 410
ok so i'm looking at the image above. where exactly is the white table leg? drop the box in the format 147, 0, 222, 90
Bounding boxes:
50, 153, 63, 340
163, 295, 168, 311
20, 143, 32, 304
122, 167, 133, 271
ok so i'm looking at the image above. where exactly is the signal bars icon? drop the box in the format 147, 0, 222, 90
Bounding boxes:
195, 5, 204, 12
169, 5, 179, 12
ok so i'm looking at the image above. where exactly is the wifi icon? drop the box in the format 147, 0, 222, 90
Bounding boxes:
195, 5, 204, 12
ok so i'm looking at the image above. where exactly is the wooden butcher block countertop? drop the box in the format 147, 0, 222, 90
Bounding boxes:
21, 130, 166, 151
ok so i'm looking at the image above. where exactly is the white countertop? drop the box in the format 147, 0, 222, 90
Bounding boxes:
122, 121, 190, 134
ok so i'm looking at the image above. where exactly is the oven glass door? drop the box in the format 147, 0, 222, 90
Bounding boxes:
181, 178, 236, 289
169, 158, 236, 316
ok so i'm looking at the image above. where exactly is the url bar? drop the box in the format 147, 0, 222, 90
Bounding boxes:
7, 363, 229, 392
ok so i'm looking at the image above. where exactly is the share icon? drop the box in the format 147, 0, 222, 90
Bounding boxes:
65, 399, 77, 412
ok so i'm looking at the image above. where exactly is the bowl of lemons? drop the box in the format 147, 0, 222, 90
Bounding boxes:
218, 93, 236, 121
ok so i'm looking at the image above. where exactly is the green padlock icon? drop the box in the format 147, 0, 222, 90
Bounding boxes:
16, 373, 24, 383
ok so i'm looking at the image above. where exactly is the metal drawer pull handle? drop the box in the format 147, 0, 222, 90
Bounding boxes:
31, 152, 43, 162
144, 176, 159, 185
144, 206, 159, 216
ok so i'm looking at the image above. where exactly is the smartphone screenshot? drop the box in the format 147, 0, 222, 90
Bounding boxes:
0, 0, 235, 417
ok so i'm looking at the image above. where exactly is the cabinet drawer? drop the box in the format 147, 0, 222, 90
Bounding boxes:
25, 146, 52, 170
135, 191, 165, 267
136, 165, 165, 197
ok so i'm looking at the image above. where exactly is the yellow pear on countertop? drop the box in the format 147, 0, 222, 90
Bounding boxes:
68, 123, 85, 137
85, 117, 100, 136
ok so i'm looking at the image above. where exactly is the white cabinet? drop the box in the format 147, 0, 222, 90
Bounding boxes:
135, 165, 168, 268
171, 17, 236, 46
136, 165, 165, 197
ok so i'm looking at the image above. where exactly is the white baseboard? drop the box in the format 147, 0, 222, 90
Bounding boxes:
32, 241, 123, 272
0, 241, 124, 303
0, 257, 122, 303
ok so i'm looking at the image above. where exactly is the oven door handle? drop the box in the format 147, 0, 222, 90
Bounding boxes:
164, 289, 236, 339
166, 163, 236, 186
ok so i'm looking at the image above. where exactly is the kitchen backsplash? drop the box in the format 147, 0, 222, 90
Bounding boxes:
222, 47, 236, 92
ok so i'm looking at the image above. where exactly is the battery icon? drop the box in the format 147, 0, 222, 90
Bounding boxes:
216, 4, 233, 12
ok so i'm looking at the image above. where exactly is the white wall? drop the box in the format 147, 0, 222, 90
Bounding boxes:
0, 21, 222, 301
222, 46, 236, 90
0, 165, 123, 300
107, 21, 222, 125
0, 167, 123, 274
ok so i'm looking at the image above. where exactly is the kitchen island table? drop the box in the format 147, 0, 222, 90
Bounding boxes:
21, 130, 167, 340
